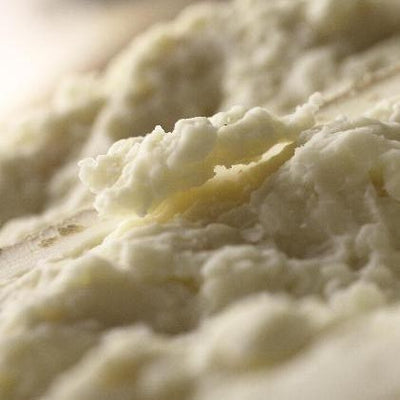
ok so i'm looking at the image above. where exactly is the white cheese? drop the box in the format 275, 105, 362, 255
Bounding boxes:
2, 1, 400, 399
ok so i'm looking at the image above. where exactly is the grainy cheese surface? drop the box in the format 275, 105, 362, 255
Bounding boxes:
2, 1, 400, 399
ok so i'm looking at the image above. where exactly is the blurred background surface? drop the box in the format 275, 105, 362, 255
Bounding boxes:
0, 0, 219, 118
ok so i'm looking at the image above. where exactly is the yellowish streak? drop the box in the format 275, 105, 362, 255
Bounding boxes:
150, 141, 295, 223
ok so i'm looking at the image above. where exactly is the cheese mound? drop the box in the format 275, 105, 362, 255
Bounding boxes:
79, 101, 319, 217
2, 99, 400, 399
3, 1, 400, 400
2, 0, 400, 243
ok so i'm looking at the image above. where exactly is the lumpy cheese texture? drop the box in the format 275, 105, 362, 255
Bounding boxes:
3, 0, 400, 243
3, 1, 400, 399
78, 101, 319, 217
5, 99, 400, 400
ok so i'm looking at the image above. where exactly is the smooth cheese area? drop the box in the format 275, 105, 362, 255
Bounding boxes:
150, 141, 295, 223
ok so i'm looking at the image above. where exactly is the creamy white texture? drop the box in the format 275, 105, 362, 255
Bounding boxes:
79, 101, 319, 216
2, 99, 400, 399
3, 0, 400, 399
3, 0, 400, 243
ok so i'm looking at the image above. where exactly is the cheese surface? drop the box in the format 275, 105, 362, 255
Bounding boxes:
3, 1, 400, 399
